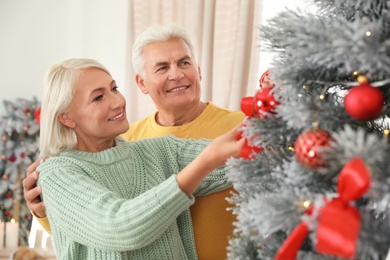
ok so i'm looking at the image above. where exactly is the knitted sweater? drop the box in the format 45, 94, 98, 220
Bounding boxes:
37, 136, 231, 260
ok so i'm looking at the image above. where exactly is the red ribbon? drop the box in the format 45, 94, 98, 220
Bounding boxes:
241, 96, 255, 118
275, 157, 371, 260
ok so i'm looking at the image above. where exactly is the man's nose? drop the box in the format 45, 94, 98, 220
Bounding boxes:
168, 66, 184, 81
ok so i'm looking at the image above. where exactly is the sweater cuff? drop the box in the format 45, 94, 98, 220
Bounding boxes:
31, 211, 52, 234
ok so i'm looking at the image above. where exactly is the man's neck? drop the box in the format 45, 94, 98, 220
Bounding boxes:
155, 102, 207, 126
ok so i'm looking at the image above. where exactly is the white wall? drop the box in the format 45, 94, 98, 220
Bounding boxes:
259, 0, 311, 74
0, 0, 129, 115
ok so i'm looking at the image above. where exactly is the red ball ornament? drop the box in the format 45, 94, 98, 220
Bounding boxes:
34, 107, 41, 124
4, 210, 10, 217
253, 87, 279, 117
8, 154, 16, 163
344, 81, 384, 121
240, 88, 279, 118
294, 128, 332, 169
6, 193, 12, 199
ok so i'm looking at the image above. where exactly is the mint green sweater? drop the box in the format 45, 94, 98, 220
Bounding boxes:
37, 136, 231, 260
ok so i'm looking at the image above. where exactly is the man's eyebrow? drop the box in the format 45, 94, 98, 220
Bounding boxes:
154, 55, 192, 68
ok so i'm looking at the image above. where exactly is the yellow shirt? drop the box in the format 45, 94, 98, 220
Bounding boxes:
122, 102, 245, 260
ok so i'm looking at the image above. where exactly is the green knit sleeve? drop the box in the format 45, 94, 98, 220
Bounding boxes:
37, 159, 194, 252
163, 136, 232, 196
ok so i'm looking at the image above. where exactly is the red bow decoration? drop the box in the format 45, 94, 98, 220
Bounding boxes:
275, 157, 371, 260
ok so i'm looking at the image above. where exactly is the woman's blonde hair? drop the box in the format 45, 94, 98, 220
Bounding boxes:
39, 58, 110, 157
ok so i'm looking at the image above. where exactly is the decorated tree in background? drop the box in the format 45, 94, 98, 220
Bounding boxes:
227, 0, 390, 259
0, 97, 40, 246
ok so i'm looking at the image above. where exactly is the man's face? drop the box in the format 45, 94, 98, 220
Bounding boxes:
136, 38, 202, 112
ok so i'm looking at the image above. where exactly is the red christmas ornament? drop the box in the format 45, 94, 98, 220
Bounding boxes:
294, 128, 331, 169
235, 132, 261, 160
260, 69, 275, 89
20, 153, 26, 159
276, 157, 370, 260
8, 154, 16, 163
4, 210, 10, 217
240, 87, 279, 118
24, 108, 31, 114
34, 107, 41, 124
253, 87, 279, 116
6, 193, 12, 199
344, 77, 384, 121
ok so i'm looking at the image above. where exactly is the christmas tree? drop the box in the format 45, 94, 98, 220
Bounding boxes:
227, 0, 390, 259
0, 97, 40, 246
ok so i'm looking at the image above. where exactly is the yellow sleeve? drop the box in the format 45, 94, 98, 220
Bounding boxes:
32, 211, 52, 234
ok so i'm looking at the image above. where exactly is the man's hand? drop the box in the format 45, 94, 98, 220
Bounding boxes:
23, 158, 47, 218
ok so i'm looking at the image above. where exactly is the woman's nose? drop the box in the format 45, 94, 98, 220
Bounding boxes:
110, 93, 126, 109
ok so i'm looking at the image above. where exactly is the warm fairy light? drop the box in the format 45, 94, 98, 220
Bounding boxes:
303, 200, 311, 208
366, 31, 372, 37
11, 218, 15, 224
357, 75, 369, 83
384, 129, 389, 137
302, 85, 307, 90
353, 71, 359, 76
288, 146, 294, 151
319, 94, 325, 100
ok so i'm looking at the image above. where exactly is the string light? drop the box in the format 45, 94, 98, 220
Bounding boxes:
303, 200, 311, 208
365, 31, 372, 37
383, 129, 389, 138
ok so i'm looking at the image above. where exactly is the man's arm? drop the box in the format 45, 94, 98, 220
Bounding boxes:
23, 158, 51, 233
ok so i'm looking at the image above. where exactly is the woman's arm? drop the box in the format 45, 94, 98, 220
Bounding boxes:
176, 123, 243, 196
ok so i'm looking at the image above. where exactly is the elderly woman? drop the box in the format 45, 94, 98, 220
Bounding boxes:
36, 58, 243, 259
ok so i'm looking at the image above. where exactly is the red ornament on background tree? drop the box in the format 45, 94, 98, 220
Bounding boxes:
294, 127, 332, 169
34, 107, 41, 124
344, 75, 384, 120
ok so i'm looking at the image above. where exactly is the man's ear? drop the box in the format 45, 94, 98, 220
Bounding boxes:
58, 112, 76, 128
198, 66, 202, 81
135, 75, 148, 94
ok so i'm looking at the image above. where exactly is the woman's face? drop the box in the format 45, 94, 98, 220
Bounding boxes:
61, 67, 129, 152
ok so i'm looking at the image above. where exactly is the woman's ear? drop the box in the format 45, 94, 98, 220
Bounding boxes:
58, 112, 76, 128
